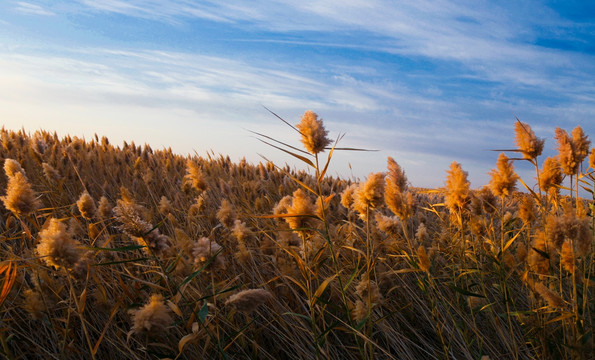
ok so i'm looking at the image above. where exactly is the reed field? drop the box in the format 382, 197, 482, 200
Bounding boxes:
0, 112, 593, 359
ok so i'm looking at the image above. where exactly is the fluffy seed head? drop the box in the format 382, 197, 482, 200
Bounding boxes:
488, 153, 518, 197
1, 172, 41, 216
571, 125, 590, 164
445, 162, 470, 213
217, 199, 236, 228
555, 127, 578, 176
528, 231, 550, 276
296, 110, 331, 154
158, 196, 173, 215
193, 237, 224, 269
183, 159, 207, 192
36, 218, 83, 270
518, 195, 536, 225
340, 183, 358, 210
42, 163, 61, 182
283, 188, 317, 231
417, 246, 431, 272
538, 157, 563, 197
130, 294, 172, 337
225, 289, 273, 314
23, 289, 46, 320
4, 159, 24, 178
386, 157, 407, 193
77, 191, 96, 220
514, 121, 544, 160
355, 276, 382, 304
353, 172, 385, 217
534, 282, 564, 308
113, 199, 151, 237
97, 196, 112, 220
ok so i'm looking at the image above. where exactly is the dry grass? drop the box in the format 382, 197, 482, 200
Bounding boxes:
0, 117, 593, 360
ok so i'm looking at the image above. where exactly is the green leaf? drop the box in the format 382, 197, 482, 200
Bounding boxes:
197, 302, 209, 323
448, 285, 485, 298
282, 312, 312, 322
93, 257, 150, 266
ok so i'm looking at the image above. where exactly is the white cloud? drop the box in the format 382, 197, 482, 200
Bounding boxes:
14, 2, 55, 16
2, 0, 594, 187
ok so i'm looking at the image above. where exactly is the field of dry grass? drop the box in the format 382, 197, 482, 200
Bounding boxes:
0, 113, 593, 359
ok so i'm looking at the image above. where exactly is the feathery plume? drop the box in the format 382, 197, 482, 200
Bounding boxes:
23, 289, 46, 320
217, 199, 236, 228
385, 157, 414, 219
76, 191, 96, 220
518, 195, 536, 226
534, 282, 564, 308
113, 199, 152, 237
296, 110, 331, 155
42, 163, 61, 182
571, 125, 590, 165
514, 121, 544, 160
417, 245, 431, 273
36, 218, 83, 270
130, 294, 172, 336
158, 196, 173, 215
353, 172, 385, 217
283, 188, 317, 231
183, 159, 207, 192
555, 127, 578, 176
538, 157, 563, 197
4, 159, 24, 177
352, 300, 367, 323
340, 183, 358, 210
375, 213, 401, 237
1, 172, 41, 216
528, 231, 550, 276
192, 237, 224, 269
488, 153, 518, 197
444, 162, 470, 213
560, 241, 575, 274
355, 275, 382, 304
225, 289, 272, 314
97, 196, 112, 220
113, 199, 169, 253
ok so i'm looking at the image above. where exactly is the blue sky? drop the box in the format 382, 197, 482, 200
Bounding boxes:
0, 1, 594, 188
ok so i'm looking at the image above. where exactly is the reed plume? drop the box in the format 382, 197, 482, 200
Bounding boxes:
225, 289, 272, 314
36, 218, 83, 270
488, 153, 518, 197
538, 157, 562, 197
514, 121, 544, 160
353, 172, 385, 217
4, 158, 25, 177
76, 191, 97, 220
445, 161, 470, 213
130, 294, 172, 337
296, 110, 331, 155
1, 172, 41, 216
555, 127, 578, 176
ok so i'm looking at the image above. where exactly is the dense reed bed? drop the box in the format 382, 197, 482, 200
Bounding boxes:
0, 114, 593, 359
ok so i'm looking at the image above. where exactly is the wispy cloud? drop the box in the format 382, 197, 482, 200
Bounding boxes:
1, 1, 593, 188
14, 2, 55, 16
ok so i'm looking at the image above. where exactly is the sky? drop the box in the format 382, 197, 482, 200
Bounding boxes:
0, 1, 594, 189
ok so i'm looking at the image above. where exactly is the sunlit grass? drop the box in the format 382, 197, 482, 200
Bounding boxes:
0, 117, 593, 359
